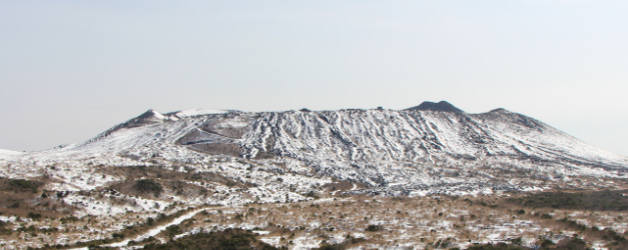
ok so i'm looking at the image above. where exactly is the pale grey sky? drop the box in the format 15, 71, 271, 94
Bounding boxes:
0, 1, 626, 156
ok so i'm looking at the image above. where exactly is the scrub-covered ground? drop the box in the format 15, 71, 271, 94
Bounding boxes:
2, 190, 628, 249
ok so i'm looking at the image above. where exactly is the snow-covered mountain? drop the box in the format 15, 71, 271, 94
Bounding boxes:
2, 101, 627, 250
1, 101, 627, 200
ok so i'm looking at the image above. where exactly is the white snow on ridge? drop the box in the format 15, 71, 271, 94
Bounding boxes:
0, 149, 23, 159
174, 108, 227, 117
0, 149, 22, 155
151, 110, 166, 120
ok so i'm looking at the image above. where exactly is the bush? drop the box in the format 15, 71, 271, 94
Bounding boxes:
555, 237, 587, 250
146, 217, 155, 226
142, 228, 277, 250
467, 242, 527, 250
509, 190, 628, 211
133, 179, 163, 197
0, 221, 11, 235
365, 224, 383, 232
305, 191, 319, 199
165, 225, 182, 238
510, 237, 522, 245
315, 243, 344, 250
6, 179, 42, 193
27, 212, 42, 220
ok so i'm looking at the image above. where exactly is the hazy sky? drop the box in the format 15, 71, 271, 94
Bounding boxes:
1, 1, 626, 156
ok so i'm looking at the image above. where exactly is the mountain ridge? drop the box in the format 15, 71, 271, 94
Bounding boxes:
10, 101, 628, 170
1, 101, 626, 198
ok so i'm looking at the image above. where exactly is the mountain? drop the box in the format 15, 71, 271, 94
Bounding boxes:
2, 101, 628, 248
1, 101, 627, 211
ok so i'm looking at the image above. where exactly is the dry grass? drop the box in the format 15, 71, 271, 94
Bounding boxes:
2, 191, 628, 249
164, 195, 628, 249
0, 177, 74, 218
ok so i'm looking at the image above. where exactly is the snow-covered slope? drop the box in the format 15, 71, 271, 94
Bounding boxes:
2, 101, 627, 197
0, 149, 23, 160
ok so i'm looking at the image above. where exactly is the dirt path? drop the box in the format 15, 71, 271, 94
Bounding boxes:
105, 207, 210, 248
100, 197, 350, 248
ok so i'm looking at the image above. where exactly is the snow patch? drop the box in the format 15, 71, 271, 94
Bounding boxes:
174, 109, 227, 117
0, 149, 23, 160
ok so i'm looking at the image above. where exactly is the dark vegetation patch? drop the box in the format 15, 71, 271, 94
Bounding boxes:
108, 178, 164, 199
508, 190, 628, 211
315, 235, 366, 250
142, 228, 278, 250
0, 221, 12, 235
552, 217, 628, 249
0, 178, 43, 193
164, 225, 182, 239
101, 165, 247, 189
133, 179, 163, 197
466, 242, 527, 250
101, 165, 253, 199
466, 237, 587, 250
0, 177, 73, 218
507, 191, 628, 248
551, 237, 588, 250
365, 224, 383, 232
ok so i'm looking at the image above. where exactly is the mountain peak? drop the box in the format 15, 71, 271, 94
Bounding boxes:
118, 109, 168, 129
136, 109, 165, 120
488, 108, 508, 113
406, 101, 464, 113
